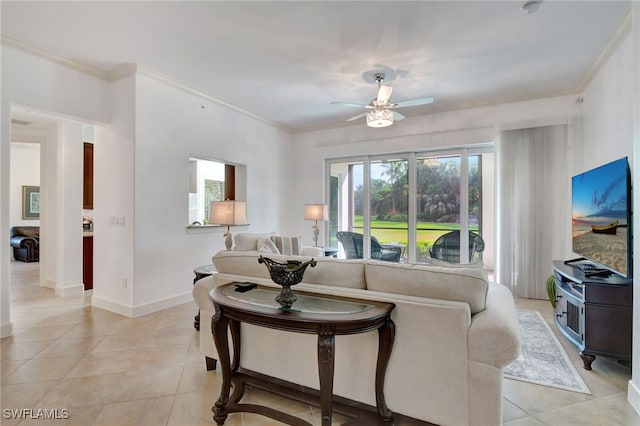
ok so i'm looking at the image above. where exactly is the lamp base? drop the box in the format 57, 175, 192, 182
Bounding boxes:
312, 223, 319, 247
224, 228, 233, 251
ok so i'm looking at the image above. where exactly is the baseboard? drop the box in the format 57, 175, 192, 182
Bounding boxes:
0, 322, 14, 338
92, 296, 133, 317
628, 380, 640, 415
54, 283, 84, 296
92, 291, 193, 318
131, 291, 193, 317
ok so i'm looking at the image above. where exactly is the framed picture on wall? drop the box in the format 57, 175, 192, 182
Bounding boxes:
22, 186, 40, 220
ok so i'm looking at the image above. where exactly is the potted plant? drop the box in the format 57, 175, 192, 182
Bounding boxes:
546, 275, 557, 309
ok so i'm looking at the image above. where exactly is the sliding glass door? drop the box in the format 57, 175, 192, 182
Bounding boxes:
327, 147, 493, 265
415, 155, 463, 262
370, 158, 408, 261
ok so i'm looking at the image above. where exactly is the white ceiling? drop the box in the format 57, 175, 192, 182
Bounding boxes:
1, 1, 631, 133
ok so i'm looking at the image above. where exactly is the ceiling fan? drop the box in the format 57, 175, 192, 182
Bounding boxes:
331, 73, 434, 128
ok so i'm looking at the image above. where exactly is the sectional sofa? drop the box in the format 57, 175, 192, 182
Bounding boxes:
193, 249, 520, 425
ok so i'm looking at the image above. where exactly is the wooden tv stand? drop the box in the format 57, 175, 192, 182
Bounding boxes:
552, 260, 633, 370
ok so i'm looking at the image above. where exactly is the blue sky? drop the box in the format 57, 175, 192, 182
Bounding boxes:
572, 157, 628, 223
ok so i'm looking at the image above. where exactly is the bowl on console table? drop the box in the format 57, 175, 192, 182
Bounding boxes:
258, 255, 317, 309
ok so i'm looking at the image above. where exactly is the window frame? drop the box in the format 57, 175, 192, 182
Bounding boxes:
186, 156, 247, 231
325, 144, 494, 263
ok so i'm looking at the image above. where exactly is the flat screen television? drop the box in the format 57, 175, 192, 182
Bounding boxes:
571, 157, 632, 278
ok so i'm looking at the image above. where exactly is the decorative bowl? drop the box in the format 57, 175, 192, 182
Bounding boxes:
258, 255, 317, 309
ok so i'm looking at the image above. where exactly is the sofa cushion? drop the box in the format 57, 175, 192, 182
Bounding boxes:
212, 250, 366, 289
302, 257, 365, 289
364, 261, 489, 314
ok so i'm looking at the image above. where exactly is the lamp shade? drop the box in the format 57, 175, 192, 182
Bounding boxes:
209, 201, 247, 225
304, 204, 328, 221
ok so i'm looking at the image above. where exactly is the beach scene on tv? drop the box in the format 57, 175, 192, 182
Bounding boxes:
572, 158, 629, 276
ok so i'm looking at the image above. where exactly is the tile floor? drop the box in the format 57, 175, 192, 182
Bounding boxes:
2, 261, 639, 425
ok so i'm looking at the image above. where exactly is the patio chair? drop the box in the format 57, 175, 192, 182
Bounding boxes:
336, 231, 402, 262
429, 230, 485, 263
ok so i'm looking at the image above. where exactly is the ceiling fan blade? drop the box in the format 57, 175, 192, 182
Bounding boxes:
393, 97, 434, 108
392, 111, 406, 121
377, 85, 393, 104
330, 101, 367, 108
346, 112, 368, 122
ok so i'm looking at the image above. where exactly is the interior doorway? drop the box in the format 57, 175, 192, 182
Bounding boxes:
10, 112, 49, 289
8, 108, 92, 310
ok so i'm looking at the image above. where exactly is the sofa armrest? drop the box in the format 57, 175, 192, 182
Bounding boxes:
10, 235, 37, 249
467, 282, 520, 368
192, 275, 217, 312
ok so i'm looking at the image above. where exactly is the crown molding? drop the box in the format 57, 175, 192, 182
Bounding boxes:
2, 35, 138, 83
575, 7, 632, 93
107, 63, 138, 82
136, 65, 291, 133
2, 34, 291, 132
1, 34, 111, 81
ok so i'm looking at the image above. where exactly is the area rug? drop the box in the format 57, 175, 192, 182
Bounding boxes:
504, 309, 591, 394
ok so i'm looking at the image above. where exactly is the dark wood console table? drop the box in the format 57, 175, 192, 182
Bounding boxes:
552, 260, 633, 370
209, 283, 395, 426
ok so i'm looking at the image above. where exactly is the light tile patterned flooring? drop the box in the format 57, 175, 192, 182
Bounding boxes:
2, 261, 639, 425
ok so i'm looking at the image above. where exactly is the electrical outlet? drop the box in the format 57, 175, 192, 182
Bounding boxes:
122, 278, 127, 288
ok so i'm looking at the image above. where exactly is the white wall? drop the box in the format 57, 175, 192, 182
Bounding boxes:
580, 35, 634, 172
90, 75, 136, 315
9, 142, 40, 227
128, 72, 294, 315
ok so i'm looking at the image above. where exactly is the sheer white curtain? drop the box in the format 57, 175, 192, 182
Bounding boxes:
497, 125, 570, 299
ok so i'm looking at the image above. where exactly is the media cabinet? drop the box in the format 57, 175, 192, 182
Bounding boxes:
552, 260, 633, 370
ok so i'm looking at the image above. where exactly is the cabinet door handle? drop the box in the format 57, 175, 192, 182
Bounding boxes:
556, 311, 567, 318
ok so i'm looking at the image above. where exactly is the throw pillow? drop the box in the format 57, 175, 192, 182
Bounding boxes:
257, 237, 280, 254
270, 235, 303, 256
233, 232, 277, 251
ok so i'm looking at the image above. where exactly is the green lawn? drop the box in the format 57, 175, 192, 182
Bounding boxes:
350, 216, 478, 247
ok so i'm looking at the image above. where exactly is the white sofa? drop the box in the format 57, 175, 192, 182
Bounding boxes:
193, 250, 520, 426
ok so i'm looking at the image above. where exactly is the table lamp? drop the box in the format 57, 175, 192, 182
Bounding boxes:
304, 204, 328, 247
210, 201, 247, 250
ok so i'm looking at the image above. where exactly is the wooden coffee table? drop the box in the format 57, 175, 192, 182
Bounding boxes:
209, 283, 395, 426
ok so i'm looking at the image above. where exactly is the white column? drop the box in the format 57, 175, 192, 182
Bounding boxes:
40, 128, 57, 289
53, 121, 84, 296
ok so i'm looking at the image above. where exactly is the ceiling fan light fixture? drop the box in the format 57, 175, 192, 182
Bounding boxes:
366, 108, 393, 128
